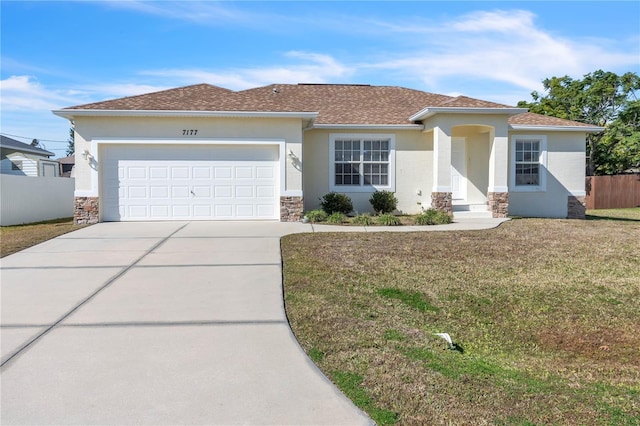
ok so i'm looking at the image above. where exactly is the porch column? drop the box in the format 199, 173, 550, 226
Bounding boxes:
431, 126, 452, 214
488, 127, 509, 218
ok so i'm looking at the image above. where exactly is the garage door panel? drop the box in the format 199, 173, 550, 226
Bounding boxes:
150, 186, 169, 198
236, 186, 254, 198
256, 167, 274, 179
214, 186, 233, 198
150, 206, 169, 218
128, 167, 147, 179
150, 167, 168, 179
235, 167, 253, 179
193, 167, 211, 179
236, 205, 254, 217
215, 205, 233, 217
171, 186, 190, 198
214, 167, 232, 179
171, 167, 190, 179
128, 186, 147, 198
256, 186, 275, 198
102, 144, 279, 221
193, 186, 211, 197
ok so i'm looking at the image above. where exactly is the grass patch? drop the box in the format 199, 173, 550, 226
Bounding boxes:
282, 216, 640, 424
586, 207, 640, 221
331, 371, 398, 425
0, 218, 88, 257
378, 288, 440, 313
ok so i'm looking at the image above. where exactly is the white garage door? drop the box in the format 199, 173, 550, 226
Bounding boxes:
102, 144, 279, 221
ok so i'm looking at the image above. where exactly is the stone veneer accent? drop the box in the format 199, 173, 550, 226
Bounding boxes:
280, 196, 304, 222
567, 195, 586, 219
431, 192, 452, 214
74, 196, 100, 224
487, 192, 509, 218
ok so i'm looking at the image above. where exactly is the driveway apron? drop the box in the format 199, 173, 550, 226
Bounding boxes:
0, 222, 372, 425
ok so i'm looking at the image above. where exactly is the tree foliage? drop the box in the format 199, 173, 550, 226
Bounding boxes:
66, 120, 75, 156
518, 70, 640, 175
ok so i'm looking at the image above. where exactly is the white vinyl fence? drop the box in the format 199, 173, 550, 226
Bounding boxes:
0, 175, 75, 226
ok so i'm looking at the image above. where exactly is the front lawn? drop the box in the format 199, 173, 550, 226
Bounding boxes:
0, 218, 88, 257
282, 216, 640, 425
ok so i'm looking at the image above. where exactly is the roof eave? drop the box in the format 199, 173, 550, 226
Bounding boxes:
509, 124, 605, 133
0, 145, 54, 157
52, 109, 319, 120
409, 107, 528, 121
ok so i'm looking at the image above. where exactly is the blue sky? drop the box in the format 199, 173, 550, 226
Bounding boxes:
1, 1, 639, 158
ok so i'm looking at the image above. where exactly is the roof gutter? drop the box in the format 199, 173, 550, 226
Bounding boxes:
306, 124, 424, 131
509, 124, 605, 133
52, 109, 319, 120
409, 107, 528, 121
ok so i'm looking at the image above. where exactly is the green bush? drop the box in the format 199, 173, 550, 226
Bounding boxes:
327, 212, 347, 224
305, 209, 328, 223
376, 213, 401, 226
414, 208, 453, 225
369, 190, 398, 214
320, 192, 353, 215
351, 213, 374, 226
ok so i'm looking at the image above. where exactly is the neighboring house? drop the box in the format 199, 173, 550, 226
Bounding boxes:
57, 155, 75, 177
52, 83, 603, 224
1, 135, 60, 177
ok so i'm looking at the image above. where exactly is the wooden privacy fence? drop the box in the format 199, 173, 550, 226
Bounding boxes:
585, 174, 640, 209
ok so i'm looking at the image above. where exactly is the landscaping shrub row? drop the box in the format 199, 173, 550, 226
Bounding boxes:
306, 191, 452, 226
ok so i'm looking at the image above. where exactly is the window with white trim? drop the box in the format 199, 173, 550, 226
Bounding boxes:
510, 135, 547, 191
330, 134, 395, 192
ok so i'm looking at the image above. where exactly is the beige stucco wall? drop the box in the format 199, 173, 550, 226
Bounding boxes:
71, 113, 588, 219
73, 116, 304, 196
303, 129, 432, 214
508, 131, 587, 218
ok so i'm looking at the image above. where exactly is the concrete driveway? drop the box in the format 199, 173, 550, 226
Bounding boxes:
1, 218, 508, 425
0, 221, 375, 425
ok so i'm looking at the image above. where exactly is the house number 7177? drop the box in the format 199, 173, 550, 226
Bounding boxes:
182, 129, 198, 136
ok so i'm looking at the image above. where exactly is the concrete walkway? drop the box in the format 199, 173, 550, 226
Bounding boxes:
0, 218, 507, 425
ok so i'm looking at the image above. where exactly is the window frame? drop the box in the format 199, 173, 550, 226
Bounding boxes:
329, 133, 396, 193
510, 135, 547, 192
11, 160, 23, 171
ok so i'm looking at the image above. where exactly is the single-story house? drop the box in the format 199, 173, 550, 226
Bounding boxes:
1, 135, 60, 177
52, 83, 603, 224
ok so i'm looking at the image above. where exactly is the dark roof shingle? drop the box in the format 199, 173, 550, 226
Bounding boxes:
62, 83, 598, 128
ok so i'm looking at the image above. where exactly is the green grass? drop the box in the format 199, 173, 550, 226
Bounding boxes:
586, 207, 640, 221
282, 213, 640, 424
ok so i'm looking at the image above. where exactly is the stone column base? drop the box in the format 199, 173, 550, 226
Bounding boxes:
431, 192, 452, 214
567, 195, 586, 219
280, 196, 303, 222
74, 197, 99, 224
488, 192, 509, 218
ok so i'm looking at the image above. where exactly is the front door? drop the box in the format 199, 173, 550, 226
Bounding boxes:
451, 137, 467, 200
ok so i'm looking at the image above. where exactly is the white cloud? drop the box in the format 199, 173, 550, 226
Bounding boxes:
0, 75, 83, 111
103, 0, 260, 25
360, 9, 639, 98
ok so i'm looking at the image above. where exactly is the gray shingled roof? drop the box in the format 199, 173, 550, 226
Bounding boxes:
0, 135, 55, 157
61, 83, 598, 128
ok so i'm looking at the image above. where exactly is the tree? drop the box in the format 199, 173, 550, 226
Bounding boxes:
518, 70, 640, 175
66, 120, 75, 156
